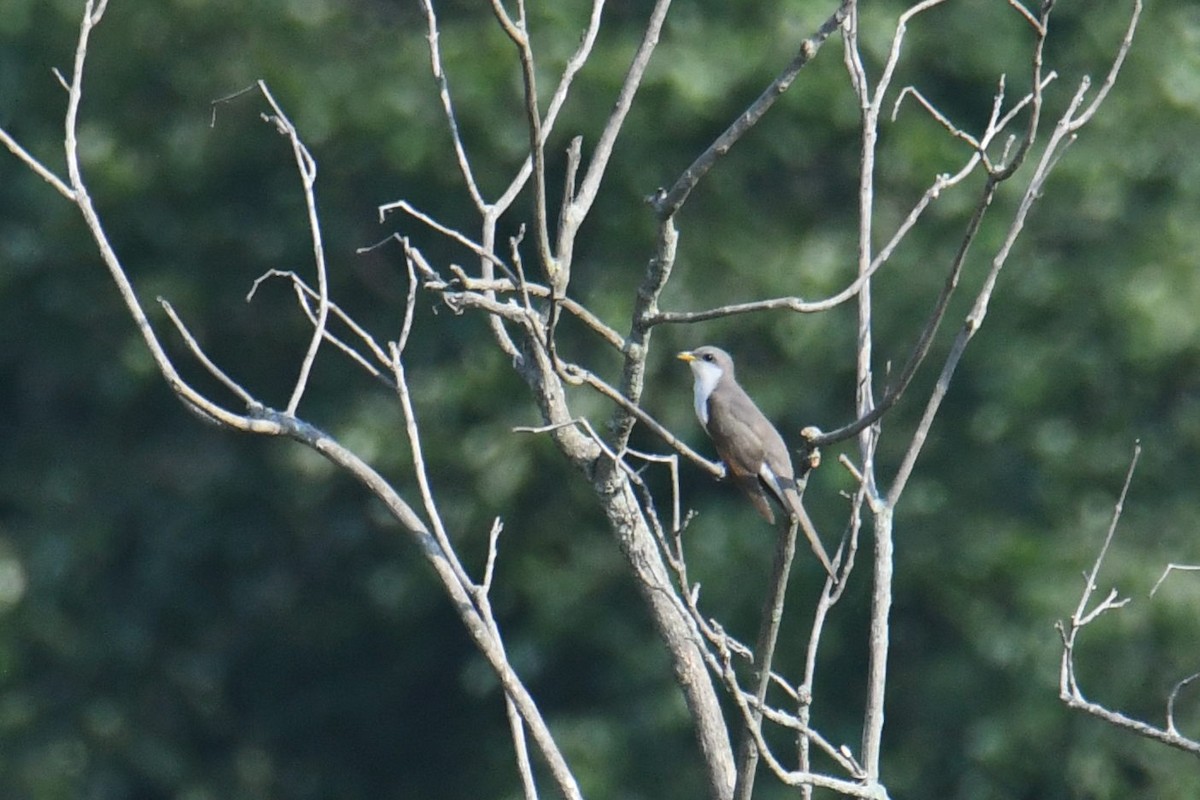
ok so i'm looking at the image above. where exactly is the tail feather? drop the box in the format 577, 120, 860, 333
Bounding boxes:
759, 468, 836, 580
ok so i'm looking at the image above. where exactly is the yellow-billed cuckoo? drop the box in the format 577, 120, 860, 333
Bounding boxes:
678, 346, 835, 577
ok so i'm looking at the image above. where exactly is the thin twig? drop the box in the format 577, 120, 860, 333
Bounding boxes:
554, 360, 719, 474
0, 128, 75, 199
1005, 0, 1041, 30
571, 0, 671, 224
396, 247, 421, 355
425, 274, 627, 351
247, 269, 392, 380
505, 697, 540, 800
480, 518, 505, 598
417, 0, 486, 209
1067, 443, 1141, 640
159, 299, 255, 408
1167, 673, 1200, 738
1053, 442, 1200, 756
379, 199, 515, 280
1150, 564, 1200, 598
390, 344, 471, 592
653, 0, 851, 219
256, 81, 329, 416
734, 520, 800, 800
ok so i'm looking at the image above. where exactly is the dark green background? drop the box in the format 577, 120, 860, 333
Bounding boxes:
2, 1, 1199, 798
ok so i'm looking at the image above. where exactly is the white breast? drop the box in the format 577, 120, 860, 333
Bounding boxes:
689, 360, 723, 428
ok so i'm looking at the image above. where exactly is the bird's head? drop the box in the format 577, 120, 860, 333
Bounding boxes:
677, 345, 735, 384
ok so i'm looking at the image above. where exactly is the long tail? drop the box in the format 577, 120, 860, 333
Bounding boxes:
788, 491, 836, 581
760, 467, 838, 580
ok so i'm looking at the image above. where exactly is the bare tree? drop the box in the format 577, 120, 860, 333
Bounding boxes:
0, 0, 1148, 798
1057, 443, 1200, 757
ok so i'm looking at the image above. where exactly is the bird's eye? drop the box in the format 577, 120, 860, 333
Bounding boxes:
703, 353, 714, 362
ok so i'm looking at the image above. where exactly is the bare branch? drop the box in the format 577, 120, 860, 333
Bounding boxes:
1061, 443, 1141, 666
554, 359, 720, 475
873, 1, 954, 110
417, 0, 487, 209
863, 177, 997, 482
883, 0, 1142, 504
159, 299, 255, 409
427, 273, 627, 352
653, 0, 851, 219
247, 269, 392, 380
570, 0, 671, 224
254, 81, 330, 416
494, 3, 556, 283
1054, 443, 1200, 755
505, 697, 540, 800
493, 0, 605, 214
396, 248, 421, 355
1150, 564, 1200, 598
805, 179, 995, 455
0, 128, 75, 199
8, 0, 1154, 796
390, 346, 472, 591
1061, 0, 1142, 133
378, 199, 516, 280
1167, 673, 1200, 738
892, 86, 981, 149
480, 517, 505, 599
302, 423, 586, 798
1061, 688, 1200, 756
715, 635, 888, 799
1005, 0, 1041, 30
7, 3, 599, 797
734, 519, 800, 800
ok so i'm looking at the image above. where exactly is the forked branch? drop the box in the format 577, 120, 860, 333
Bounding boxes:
1057, 443, 1200, 756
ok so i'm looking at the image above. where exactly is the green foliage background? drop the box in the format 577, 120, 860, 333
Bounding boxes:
2, 1, 1199, 798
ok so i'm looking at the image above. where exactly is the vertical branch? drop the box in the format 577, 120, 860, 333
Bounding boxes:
609, 216, 678, 450
489, 0, 556, 282
860, 506, 893, 780
733, 521, 800, 800
492, 0, 606, 215
256, 81, 329, 416
477, 520, 540, 800
798, 485, 865, 796
842, 0, 881, 494
505, 697, 539, 800
842, 1, 889, 781
570, 0, 673, 224
417, 0, 487, 210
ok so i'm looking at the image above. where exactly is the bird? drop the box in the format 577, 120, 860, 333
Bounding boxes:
678, 345, 835, 578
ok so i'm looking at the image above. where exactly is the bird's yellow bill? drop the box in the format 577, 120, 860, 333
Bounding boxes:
677, 351, 696, 362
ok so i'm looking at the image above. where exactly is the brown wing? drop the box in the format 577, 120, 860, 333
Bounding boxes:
737, 474, 776, 523
704, 379, 779, 523
704, 381, 768, 471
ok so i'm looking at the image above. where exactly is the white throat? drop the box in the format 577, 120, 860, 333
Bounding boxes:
689, 361, 723, 427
